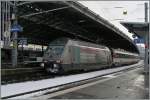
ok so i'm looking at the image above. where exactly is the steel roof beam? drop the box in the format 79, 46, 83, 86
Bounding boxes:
16, 1, 35, 7
22, 10, 93, 41
21, 16, 95, 43
20, 6, 70, 18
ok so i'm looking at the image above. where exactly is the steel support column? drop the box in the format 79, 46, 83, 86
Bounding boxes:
144, 2, 149, 92
144, 2, 149, 73
12, 2, 18, 67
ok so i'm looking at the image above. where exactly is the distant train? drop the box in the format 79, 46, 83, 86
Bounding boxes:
41, 38, 140, 73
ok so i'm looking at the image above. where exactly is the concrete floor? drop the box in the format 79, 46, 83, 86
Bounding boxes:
52, 67, 149, 99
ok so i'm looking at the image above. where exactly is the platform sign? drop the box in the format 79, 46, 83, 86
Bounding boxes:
134, 38, 144, 44
18, 38, 27, 45
11, 25, 23, 33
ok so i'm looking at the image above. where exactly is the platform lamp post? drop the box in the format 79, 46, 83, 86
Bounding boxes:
11, 1, 18, 67
144, 2, 149, 74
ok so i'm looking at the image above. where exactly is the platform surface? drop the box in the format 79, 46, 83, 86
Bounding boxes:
52, 66, 149, 99
2, 61, 143, 98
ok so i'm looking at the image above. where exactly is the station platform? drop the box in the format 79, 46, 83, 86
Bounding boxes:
52, 67, 149, 99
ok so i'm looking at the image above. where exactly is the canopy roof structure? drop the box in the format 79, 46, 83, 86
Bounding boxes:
4, 1, 139, 53
121, 22, 149, 38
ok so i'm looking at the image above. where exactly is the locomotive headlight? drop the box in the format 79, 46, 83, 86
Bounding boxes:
40, 63, 44, 67
56, 60, 61, 63
53, 64, 57, 68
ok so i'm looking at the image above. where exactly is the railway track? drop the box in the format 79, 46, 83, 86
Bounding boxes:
1, 66, 89, 85
1, 65, 112, 85
1, 68, 96, 85
1, 61, 142, 85
1, 67, 53, 85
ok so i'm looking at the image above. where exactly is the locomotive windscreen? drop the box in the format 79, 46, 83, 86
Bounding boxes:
46, 46, 64, 55
44, 38, 68, 60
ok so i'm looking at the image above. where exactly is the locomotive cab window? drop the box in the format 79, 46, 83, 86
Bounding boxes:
46, 45, 65, 55
44, 38, 68, 59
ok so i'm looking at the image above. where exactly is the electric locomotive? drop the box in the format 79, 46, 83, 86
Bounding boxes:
41, 37, 140, 74
41, 38, 112, 73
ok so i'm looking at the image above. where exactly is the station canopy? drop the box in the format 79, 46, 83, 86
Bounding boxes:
11, 1, 139, 53
121, 22, 149, 38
